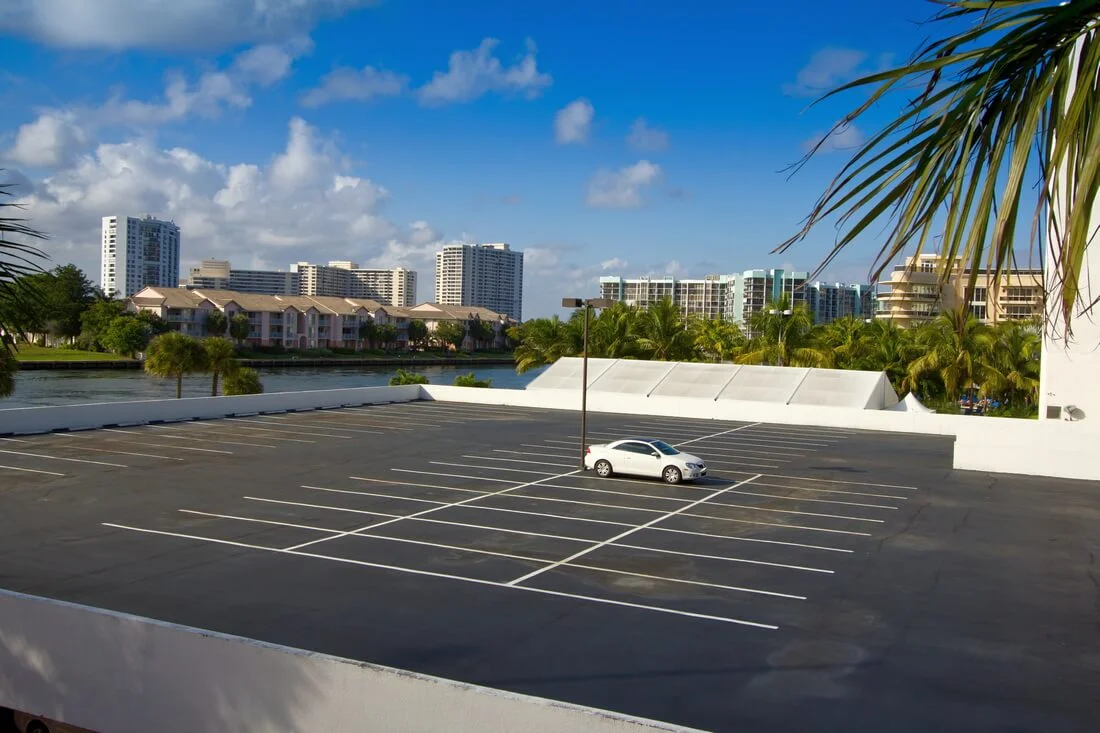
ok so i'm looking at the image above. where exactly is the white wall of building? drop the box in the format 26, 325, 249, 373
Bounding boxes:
435, 243, 523, 320
0, 590, 701, 733
101, 215, 181, 297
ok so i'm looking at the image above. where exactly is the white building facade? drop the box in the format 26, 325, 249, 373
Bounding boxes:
187, 259, 300, 296
290, 262, 417, 306
434, 243, 524, 320
101, 215, 180, 297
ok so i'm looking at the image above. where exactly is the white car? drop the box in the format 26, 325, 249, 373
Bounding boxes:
584, 438, 707, 484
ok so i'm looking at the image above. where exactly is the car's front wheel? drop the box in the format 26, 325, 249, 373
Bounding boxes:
594, 459, 613, 478
662, 466, 682, 484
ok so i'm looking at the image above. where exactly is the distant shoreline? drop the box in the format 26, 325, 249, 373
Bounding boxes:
17, 356, 517, 370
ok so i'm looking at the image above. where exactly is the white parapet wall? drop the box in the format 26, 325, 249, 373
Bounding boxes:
0, 385, 423, 436
0, 590, 703, 733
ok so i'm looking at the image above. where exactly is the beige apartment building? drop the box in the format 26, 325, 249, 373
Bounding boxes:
875, 254, 1044, 327
130, 287, 511, 351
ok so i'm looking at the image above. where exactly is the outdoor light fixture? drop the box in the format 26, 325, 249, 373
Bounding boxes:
767, 308, 793, 367
563, 296, 615, 470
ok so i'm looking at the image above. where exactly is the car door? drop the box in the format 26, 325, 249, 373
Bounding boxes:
623, 441, 662, 477
610, 443, 641, 475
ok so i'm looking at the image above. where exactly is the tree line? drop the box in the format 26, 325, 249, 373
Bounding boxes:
508, 297, 1041, 415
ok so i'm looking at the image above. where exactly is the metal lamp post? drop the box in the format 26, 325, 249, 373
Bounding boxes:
563, 297, 615, 470
768, 308, 793, 367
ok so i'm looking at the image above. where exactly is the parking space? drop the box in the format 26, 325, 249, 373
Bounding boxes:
1, 401, 1097, 732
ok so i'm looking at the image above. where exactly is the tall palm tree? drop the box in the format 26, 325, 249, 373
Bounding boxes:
908, 307, 995, 400
810, 316, 870, 369
0, 350, 16, 399
511, 316, 577, 373
1, 179, 48, 354
203, 337, 238, 396
589, 303, 640, 359
778, 1, 1100, 335
144, 331, 209, 399
689, 317, 744, 363
736, 298, 820, 367
636, 298, 696, 361
860, 318, 923, 394
980, 320, 1041, 404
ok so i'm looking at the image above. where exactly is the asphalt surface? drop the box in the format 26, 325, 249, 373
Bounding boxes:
0, 401, 1098, 732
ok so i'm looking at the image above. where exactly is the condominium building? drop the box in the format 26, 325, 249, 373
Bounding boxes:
291, 261, 417, 306
598, 275, 733, 320
876, 253, 1044, 327
101, 215, 181, 297
187, 259, 299, 296
730, 269, 809, 325
805, 282, 876, 325
435, 243, 524, 321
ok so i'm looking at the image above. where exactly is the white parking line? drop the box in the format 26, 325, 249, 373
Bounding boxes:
240, 499, 834, 574
101, 523, 778, 629
750, 480, 909, 500
340, 406, 467, 424
723, 470, 920, 491
282, 466, 582, 553
496, 449, 581, 460
101, 429, 234, 453
0, 448, 126, 468
217, 420, 340, 440
505, 475, 767, 587
49, 438, 185, 461
349, 477, 867, 536
0, 437, 27, 442
430, 461, 555, 476
145, 427, 276, 449
717, 488, 898, 510
236, 416, 383, 435
466, 455, 574, 468
620, 425, 839, 446
684, 437, 826, 450
628, 421, 858, 439
0, 464, 66, 476
263, 413, 417, 430
168, 423, 317, 443
680, 445, 805, 458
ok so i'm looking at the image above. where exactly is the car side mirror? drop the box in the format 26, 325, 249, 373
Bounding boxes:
651, 452, 660, 458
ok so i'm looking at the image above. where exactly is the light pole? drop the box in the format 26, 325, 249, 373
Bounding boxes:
768, 308, 792, 367
563, 296, 614, 470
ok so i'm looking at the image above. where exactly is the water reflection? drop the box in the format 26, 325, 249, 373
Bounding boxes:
3, 364, 546, 409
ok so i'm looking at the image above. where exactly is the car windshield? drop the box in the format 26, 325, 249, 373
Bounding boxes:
649, 440, 679, 455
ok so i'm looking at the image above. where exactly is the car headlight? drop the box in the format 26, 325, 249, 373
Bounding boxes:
686, 462, 703, 469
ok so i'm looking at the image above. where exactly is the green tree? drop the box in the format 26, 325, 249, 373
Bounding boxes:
587, 303, 639, 359
407, 319, 428, 349
101, 316, 151, 358
0, 349, 17, 398
635, 298, 696, 361
203, 337, 238, 396
810, 316, 871, 370
735, 297, 819, 367
859, 318, 923, 395
778, 0, 1100, 334
0, 179, 48, 353
434, 321, 466, 351
80, 299, 128, 351
224, 366, 263, 395
907, 307, 994, 401
469, 319, 495, 350
454, 372, 492, 388
510, 316, 577, 373
689, 318, 744, 363
980, 320, 1041, 405
376, 323, 398, 349
358, 319, 378, 349
41, 264, 96, 341
389, 368, 429, 385
205, 310, 228, 337
144, 331, 209, 399
135, 309, 171, 335
228, 313, 251, 343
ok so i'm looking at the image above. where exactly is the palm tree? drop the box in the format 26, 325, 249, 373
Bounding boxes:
907, 307, 995, 401
777, 1, 1100, 335
144, 331, 209, 399
980, 320, 1041, 404
203, 337, 238, 396
224, 366, 263, 395
860, 318, 923, 394
0, 349, 16, 399
205, 311, 228, 337
358, 319, 378, 350
1, 179, 48, 354
511, 316, 577, 373
736, 298, 819, 367
689, 318, 744, 363
588, 303, 640, 359
636, 298, 696, 361
228, 313, 250, 344
811, 316, 870, 370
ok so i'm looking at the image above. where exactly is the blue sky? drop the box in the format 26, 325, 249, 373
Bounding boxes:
0, 0, 942, 317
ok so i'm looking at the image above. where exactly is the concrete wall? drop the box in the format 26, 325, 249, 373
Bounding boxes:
0, 590, 700, 733
0, 385, 422, 436
421, 385, 1100, 482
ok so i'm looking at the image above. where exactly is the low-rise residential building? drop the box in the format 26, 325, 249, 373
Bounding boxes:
129, 287, 511, 350
875, 253, 1044, 327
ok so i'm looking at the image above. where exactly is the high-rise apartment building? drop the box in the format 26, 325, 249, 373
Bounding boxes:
875, 253, 1043, 327
805, 282, 876, 325
101, 215, 180, 297
599, 275, 733, 320
187, 259, 299, 295
291, 261, 417, 306
434, 243, 524, 320
730, 269, 809, 325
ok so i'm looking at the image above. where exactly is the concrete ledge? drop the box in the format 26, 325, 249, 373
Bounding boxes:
0, 385, 421, 436
0, 590, 701, 733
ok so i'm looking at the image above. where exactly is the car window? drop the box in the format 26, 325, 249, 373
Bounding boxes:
649, 440, 680, 456
622, 441, 656, 455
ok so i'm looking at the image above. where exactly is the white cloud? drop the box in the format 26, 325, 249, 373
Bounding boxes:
585, 160, 661, 209
4, 40, 310, 168
626, 118, 669, 152
802, 121, 866, 154
554, 98, 594, 144
0, 0, 372, 51
417, 38, 551, 105
300, 66, 409, 107
8, 117, 442, 286
783, 47, 868, 97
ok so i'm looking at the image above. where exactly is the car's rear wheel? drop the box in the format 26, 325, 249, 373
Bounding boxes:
26, 722, 50, 733
594, 459, 613, 478
662, 466, 682, 484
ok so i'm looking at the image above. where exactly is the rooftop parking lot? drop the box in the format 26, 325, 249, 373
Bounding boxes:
1, 401, 1098, 732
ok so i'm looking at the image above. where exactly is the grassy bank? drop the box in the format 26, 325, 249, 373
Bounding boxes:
234, 347, 513, 361
13, 345, 134, 362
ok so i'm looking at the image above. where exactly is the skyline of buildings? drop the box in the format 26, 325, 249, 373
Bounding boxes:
435, 243, 524, 321
100, 215, 181, 298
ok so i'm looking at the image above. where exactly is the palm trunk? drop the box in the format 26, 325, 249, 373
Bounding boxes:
212, 373, 219, 397
176, 373, 182, 399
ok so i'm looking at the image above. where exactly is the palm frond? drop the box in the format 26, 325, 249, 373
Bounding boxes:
778, 0, 1100, 335
0, 177, 49, 352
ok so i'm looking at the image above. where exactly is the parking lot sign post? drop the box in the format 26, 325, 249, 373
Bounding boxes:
563, 297, 614, 471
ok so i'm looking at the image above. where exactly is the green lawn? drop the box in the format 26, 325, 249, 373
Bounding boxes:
12, 344, 133, 362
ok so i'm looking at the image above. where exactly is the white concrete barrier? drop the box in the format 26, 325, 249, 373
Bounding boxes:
0, 385, 421, 436
0, 590, 702, 733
